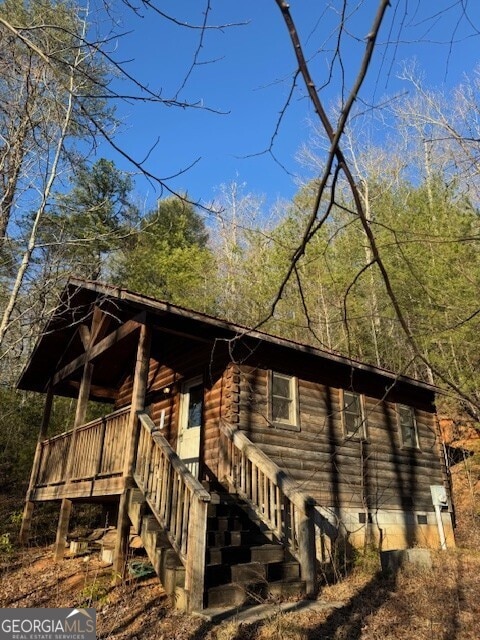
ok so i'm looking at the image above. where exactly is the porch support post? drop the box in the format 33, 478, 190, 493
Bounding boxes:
113, 322, 151, 583
185, 496, 209, 612
73, 362, 94, 429
54, 499, 72, 561
54, 360, 94, 561
19, 384, 54, 544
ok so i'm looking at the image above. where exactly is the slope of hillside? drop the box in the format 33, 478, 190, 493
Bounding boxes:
0, 435, 479, 640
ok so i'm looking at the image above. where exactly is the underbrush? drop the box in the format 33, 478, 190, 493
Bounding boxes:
0, 435, 478, 639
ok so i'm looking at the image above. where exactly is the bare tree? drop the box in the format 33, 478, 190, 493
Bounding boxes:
267, 1, 480, 414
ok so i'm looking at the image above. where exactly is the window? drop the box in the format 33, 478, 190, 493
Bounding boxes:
342, 390, 366, 439
398, 404, 419, 449
187, 383, 203, 429
269, 372, 299, 430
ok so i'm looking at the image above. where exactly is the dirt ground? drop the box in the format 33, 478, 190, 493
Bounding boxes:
0, 544, 479, 640
0, 436, 479, 640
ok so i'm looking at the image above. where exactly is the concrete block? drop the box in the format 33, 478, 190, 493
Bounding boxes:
101, 547, 114, 565
380, 548, 432, 574
68, 540, 89, 556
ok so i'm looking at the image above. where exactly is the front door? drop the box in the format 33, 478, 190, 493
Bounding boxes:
177, 376, 203, 478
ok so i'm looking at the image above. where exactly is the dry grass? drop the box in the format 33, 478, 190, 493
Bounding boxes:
1, 544, 478, 639
449, 438, 480, 548
0, 435, 479, 640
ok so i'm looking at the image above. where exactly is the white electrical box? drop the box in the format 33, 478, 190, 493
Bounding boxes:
430, 484, 448, 507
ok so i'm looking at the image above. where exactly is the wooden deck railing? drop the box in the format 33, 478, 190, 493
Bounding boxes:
35, 407, 130, 488
134, 412, 210, 612
219, 422, 317, 595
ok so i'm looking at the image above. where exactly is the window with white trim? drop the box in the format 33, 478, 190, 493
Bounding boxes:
269, 372, 299, 430
398, 404, 419, 449
342, 390, 366, 439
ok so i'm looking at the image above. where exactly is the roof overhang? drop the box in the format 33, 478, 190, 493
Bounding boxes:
17, 277, 439, 399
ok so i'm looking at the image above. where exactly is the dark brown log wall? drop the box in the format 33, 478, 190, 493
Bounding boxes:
233, 364, 445, 511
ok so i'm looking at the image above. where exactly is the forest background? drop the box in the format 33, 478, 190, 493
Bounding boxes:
1, 0, 480, 495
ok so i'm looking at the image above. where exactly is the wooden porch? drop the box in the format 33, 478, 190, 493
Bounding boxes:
23, 405, 317, 612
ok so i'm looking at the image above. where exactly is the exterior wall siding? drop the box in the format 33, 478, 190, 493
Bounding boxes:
232, 363, 454, 552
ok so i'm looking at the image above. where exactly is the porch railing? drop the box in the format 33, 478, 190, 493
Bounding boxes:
35, 406, 130, 488
134, 412, 210, 612
219, 421, 317, 595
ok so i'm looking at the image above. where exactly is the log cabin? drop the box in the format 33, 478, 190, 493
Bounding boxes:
18, 278, 454, 612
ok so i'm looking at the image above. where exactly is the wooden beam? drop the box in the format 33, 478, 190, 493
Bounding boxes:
54, 499, 72, 561
78, 324, 91, 350
66, 381, 117, 401
53, 313, 144, 386
90, 306, 113, 346
114, 322, 151, 582
53, 359, 94, 560
297, 500, 317, 597
19, 384, 54, 544
73, 362, 94, 428
124, 322, 152, 477
185, 496, 209, 612
112, 490, 131, 584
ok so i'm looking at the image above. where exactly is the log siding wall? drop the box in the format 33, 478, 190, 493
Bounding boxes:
114, 336, 231, 479
233, 365, 445, 513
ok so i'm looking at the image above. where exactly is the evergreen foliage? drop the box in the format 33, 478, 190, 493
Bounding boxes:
112, 196, 215, 311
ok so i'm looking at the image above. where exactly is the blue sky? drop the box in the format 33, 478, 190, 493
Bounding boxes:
97, 1, 480, 212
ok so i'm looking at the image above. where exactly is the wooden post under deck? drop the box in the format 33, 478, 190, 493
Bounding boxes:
53, 360, 94, 561
19, 384, 54, 544
54, 499, 72, 561
113, 322, 151, 583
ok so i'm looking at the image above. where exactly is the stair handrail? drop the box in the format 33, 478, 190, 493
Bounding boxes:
137, 413, 211, 502
219, 420, 316, 595
135, 412, 210, 611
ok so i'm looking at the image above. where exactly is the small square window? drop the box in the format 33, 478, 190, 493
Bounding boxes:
398, 405, 419, 449
342, 390, 366, 439
269, 372, 299, 431
358, 512, 373, 524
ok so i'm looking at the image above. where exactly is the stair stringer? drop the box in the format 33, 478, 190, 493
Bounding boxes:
127, 487, 187, 605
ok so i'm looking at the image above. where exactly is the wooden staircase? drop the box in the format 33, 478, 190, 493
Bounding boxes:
128, 484, 306, 610
129, 413, 316, 613
204, 489, 306, 609
128, 488, 186, 600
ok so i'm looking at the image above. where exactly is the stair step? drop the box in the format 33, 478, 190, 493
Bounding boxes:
207, 545, 252, 566
207, 530, 250, 547
267, 579, 306, 599
205, 560, 299, 588
231, 562, 266, 584
206, 581, 266, 609
205, 563, 232, 587
207, 542, 285, 566
207, 502, 250, 518
208, 516, 245, 532
267, 561, 301, 581
207, 577, 306, 609
250, 545, 285, 564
